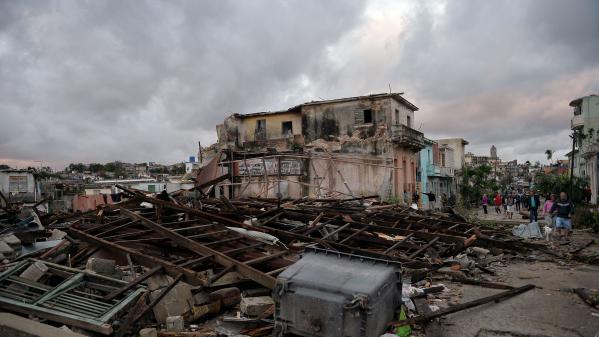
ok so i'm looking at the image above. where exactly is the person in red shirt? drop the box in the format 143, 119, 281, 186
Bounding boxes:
494, 192, 502, 214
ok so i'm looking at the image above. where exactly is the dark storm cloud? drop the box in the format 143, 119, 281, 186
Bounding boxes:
1, 0, 598, 169
0, 0, 365, 168
390, 0, 599, 162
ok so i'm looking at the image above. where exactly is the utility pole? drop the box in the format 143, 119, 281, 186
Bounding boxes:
569, 130, 577, 199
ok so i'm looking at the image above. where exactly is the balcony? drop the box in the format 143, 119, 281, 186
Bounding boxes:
427, 164, 441, 176
440, 166, 454, 177
391, 124, 425, 150
571, 114, 584, 130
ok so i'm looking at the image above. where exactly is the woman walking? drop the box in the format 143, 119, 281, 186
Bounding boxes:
482, 194, 489, 215
542, 193, 556, 228
494, 192, 502, 214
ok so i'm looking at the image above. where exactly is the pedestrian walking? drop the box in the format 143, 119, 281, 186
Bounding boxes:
550, 192, 575, 241
506, 193, 515, 219
482, 194, 489, 215
494, 192, 502, 214
528, 190, 540, 222
542, 194, 556, 228
515, 193, 521, 212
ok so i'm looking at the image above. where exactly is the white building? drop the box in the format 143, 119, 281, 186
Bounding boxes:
437, 138, 469, 171
185, 156, 200, 174
0, 169, 38, 202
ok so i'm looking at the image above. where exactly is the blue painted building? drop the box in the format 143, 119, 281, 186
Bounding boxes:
418, 139, 435, 208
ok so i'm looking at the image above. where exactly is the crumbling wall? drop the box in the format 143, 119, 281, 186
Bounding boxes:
234, 176, 303, 199
300, 97, 393, 143
216, 116, 242, 146
308, 153, 393, 198
238, 112, 301, 144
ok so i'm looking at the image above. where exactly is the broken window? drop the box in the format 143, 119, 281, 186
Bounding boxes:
395, 109, 400, 124
255, 119, 266, 140
282, 121, 293, 137
407, 115, 411, 128
363, 109, 372, 123
8, 176, 28, 193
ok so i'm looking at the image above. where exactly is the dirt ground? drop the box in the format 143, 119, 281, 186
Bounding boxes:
436, 230, 599, 337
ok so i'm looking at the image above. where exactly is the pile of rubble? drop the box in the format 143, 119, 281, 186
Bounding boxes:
0, 187, 597, 337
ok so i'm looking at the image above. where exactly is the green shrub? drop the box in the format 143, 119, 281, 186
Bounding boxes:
573, 206, 599, 233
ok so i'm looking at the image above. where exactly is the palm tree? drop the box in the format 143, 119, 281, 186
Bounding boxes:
545, 149, 553, 164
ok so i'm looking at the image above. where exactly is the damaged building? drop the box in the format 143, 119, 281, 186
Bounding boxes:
215, 93, 425, 201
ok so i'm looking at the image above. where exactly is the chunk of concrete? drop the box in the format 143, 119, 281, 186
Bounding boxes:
1, 234, 21, 249
0, 312, 87, 337
0, 240, 15, 258
139, 327, 158, 337
166, 316, 184, 332
193, 291, 210, 306
85, 258, 116, 276
48, 229, 67, 241
19, 261, 48, 282
147, 273, 171, 291
150, 281, 193, 323
240, 296, 275, 317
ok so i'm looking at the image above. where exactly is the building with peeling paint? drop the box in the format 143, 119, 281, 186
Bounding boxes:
214, 93, 426, 201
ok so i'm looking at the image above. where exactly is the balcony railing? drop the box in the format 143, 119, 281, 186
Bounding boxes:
391, 124, 425, 150
571, 114, 583, 130
427, 164, 440, 176
440, 166, 454, 177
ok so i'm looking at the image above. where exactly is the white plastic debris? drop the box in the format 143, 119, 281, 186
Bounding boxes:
512, 222, 543, 238
226, 227, 287, 249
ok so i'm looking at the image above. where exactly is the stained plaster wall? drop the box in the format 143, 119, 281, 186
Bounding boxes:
301, 97, 414, 142
216, 112, 301, 146
234, 175, 303, 199
308, 154, 393, 198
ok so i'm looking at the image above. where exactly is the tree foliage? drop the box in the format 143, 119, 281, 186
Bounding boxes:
459, 164, 500, 207
533, 171, 587, 202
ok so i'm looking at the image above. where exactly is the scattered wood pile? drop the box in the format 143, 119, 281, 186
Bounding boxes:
0, 188, 597, 336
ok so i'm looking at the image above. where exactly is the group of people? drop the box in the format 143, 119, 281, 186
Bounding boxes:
482, 190, 575, 240
481, 191, 523, 219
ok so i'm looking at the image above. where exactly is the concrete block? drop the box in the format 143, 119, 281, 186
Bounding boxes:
240, 296, 274, 317
85, 257, 116, 276
147, 273, 171, 291
193, 291, 210, 306
139, 327, 158, 337
166, 315, 184, 332
19, 261, 48, 282
0, 312, 87, 337
150, 282, 193, 323
0, 240, 14, 258
1, 234, 21, 249
48, 229, 67, 241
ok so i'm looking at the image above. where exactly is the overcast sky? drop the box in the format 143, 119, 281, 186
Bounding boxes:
1, 0, 598, 170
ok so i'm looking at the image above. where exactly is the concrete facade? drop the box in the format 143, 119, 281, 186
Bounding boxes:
570, 94, 599, 203
216, 93, 425, 200
437, 138, 468, 170
418, 140, 455, 209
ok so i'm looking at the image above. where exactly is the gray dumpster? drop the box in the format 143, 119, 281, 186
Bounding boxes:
273, 248, 402, 337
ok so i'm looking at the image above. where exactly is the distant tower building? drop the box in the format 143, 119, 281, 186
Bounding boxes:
490, 145, 497, 159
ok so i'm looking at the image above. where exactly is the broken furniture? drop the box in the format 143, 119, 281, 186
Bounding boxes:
0, 259, 145, 335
